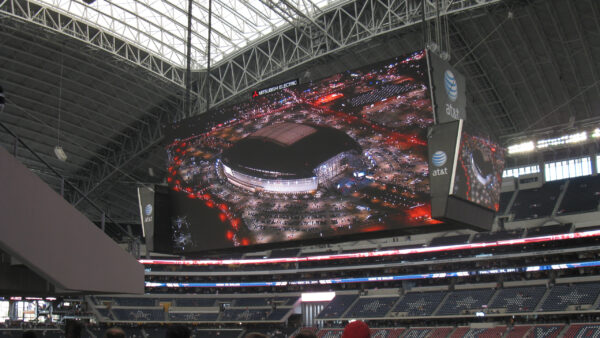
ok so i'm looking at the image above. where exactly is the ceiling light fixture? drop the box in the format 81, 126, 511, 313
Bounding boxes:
507, 141, 534, 155
55, 55, 67, 162
54, 146, 68, 162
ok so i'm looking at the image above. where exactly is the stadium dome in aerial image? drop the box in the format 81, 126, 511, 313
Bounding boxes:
220, 122, 362, 194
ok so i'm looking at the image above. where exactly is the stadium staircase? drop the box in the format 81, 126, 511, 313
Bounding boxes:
552, 180, 569, 216
505, 325, 531, 338
431, 292, 452, 316
84, 327, 94, 338
556, 325, 570, 338
504, 189, 519, 218
85, 296, 109, 321
486, 288, 502, 309
592, 292, 600, 309
533, 287, 552, 312
340, 297, 360, 319
445, 327, 459, 338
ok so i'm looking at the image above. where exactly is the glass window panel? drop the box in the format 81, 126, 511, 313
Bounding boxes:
544, 157, 592, 182
34, 0, 340, 67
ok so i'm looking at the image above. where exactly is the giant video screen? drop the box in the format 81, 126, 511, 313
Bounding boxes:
451, 129, 505, 211
164, 50, 439, 253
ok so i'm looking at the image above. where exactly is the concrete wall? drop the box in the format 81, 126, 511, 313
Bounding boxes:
0, 147, 144, 294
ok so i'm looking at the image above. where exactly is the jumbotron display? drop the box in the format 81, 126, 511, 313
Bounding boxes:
452, 130, 505, 211
164, 50, 438, 253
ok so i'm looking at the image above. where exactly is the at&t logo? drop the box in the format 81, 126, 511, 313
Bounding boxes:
432, 150, 447, 167
431, 150, 449, 177
444, 70, 458, 102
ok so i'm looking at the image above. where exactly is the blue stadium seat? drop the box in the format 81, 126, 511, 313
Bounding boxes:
435, 289, 495, 316
392, 291, 446, 317
488, 286, 546, 313
511, 181, 563, 220
557, 176, 600, 215
538, 283, 600, 312
343, 296, 399, 318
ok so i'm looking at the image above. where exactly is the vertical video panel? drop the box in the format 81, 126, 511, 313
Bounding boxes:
451, 128, 506, 211
163, 50, 438, 253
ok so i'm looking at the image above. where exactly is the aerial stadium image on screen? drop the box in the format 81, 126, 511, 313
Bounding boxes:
452, 131, 506, 211
165, 50, 439, 252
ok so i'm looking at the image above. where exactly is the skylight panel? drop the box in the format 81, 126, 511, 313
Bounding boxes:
31, 0, 343, 68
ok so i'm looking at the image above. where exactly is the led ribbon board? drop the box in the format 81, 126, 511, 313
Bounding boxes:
252, 79, 299, 98
140, 229, 600, 266
145, 259, 600, 288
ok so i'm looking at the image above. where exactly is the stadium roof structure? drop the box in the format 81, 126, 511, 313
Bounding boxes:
250, 122, 317, 147
25, 0, 339, 70
1, 0, 600, 241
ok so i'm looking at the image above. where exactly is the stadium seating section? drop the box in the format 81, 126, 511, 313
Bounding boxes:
524, 325, 564, 338
92, 280, 600, 325
526, 223, 572, 237
510, 181, 563, 220
0, 330, 63, 338
173, 298, 216, 307
558, 176, 600, 215
538, 283, 600, 312
429, 234, 471, 247
562, 324, 600, 337
6, 322, 600, 337
316, 294, 358, 319
344, 297, 399, 318
400, 327, 448, 337
271, 248, 301, 258
167, 312, 219, 321
111, 308, 165, 321
391, 291, 446, 317
498, 176, 600, 220
488, 286, 546, 312
471, 229, 523, 243
220, 309, 270, 321
311, 325, 573, 338
95, 308, 112, 320
69, 177, 600, 335
435, 289, 495, 316
449, 326, 506, 337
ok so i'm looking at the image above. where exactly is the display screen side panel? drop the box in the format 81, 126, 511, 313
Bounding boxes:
450, 126, 506, 211
427, 120, 461, 219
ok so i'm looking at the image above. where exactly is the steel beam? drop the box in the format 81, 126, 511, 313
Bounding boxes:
0, 0, 186, 86
189, 0, 501, 118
